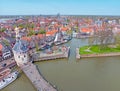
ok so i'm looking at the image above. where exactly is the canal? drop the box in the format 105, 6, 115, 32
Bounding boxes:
2, 38, 120, 91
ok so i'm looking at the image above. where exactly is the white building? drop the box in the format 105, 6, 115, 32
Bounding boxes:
12, 27, 30, 66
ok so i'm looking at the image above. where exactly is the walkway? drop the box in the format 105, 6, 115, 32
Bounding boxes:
20, 62, 57, 91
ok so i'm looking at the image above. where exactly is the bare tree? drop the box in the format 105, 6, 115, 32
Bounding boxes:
114, 33, 120, 47
89, 27, 114, 50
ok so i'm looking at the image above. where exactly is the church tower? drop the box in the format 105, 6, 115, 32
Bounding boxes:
12, 27, 30, 66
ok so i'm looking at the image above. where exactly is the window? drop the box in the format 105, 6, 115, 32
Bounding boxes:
18, 56, 20, 58
24, 55, 26, 57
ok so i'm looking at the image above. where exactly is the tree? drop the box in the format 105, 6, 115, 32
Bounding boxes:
88, 37, 94, 47
97, 29, 113, 49
38, 29, 46, 34
114, 33, 120, 47
66, 30, 72, 35
34, 39, 39, 52
28, 30, 35, 36
18, 24, 24, 29
89, 28, 114, 50
26, 23, 35, 31
3, 39, 10, 46
0, 28, 6, 32
67, 18, 70, 23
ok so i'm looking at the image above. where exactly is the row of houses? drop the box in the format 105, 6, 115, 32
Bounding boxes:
0, 41, 13, 61
0, 17, 71, 62
0, 16, 120, 57
68, 16, 120, 37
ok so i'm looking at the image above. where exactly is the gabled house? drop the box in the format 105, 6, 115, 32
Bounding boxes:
0, 42, 13, 60
80, 27, 93, 35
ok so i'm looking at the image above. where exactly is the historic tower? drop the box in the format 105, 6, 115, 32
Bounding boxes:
12, 27, 30, 66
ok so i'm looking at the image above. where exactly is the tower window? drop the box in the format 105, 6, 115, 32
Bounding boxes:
18, 56, 20, 58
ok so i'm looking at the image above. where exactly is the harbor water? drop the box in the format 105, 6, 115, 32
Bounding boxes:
2, 38, 120, 91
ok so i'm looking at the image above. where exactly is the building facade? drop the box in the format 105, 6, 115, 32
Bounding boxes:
12, 27, 30, 66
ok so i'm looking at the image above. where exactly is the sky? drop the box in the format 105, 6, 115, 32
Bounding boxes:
0, 0, 120, 15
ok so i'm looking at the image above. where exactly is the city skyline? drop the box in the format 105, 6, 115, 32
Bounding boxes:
0, 0, 120, 15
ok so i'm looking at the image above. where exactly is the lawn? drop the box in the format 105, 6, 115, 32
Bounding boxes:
79, 45, 120, 55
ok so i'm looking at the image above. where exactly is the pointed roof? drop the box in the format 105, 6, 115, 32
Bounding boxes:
13, 39, 28, 53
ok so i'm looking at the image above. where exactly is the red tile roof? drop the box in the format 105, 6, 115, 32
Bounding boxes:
81, 28, 93, 33
61, 27, 68, 31
21, 36, 31, 42
0, 44, 2, 51
46, 30, 58, 36
37, 34, 44, 39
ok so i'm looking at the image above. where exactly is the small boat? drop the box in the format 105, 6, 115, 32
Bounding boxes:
0, 71, 18, 90
0, 68, 11, 80
54, 40, 68, 45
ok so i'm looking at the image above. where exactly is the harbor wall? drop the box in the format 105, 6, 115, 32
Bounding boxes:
33, 47, 70, 61
76, 48, 120, 59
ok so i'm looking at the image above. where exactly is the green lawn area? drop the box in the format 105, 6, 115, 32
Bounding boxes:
80, 45, 120, 55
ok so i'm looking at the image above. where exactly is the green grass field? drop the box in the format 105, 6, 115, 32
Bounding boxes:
80, 45, 120, 55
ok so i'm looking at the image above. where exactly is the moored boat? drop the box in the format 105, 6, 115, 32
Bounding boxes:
54, 40, 68, 45
0, 68, 11, 80
0, 71, 18, 90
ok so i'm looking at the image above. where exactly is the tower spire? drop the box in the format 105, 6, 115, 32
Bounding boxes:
13, 27, 29, 66
15, 27, 21, 41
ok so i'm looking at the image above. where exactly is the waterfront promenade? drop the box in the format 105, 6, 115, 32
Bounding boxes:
80, 52, 120, 58
76, 48, 120, 59
20, 62, 57, 91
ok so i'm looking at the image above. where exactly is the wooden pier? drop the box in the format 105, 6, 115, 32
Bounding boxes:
20, 62, 57, 91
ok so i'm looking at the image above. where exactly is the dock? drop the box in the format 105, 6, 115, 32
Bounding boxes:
77, 48, 120, 59
33, 47, 70, 61
20, 62, 57, 91
76, 34, 92, 39
80, 52, 120, 58
76, 48, 80, 59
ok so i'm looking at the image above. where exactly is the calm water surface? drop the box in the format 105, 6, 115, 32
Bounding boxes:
2, 38, 120, 91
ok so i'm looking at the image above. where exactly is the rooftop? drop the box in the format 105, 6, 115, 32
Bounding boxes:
0, 44, 2, 51
13, 39, 28, 53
